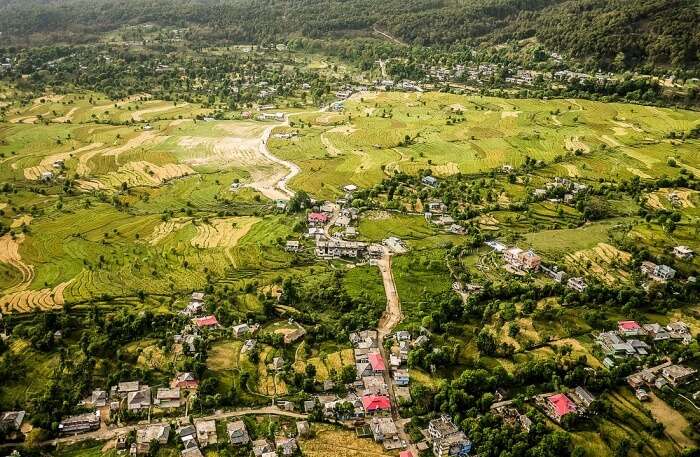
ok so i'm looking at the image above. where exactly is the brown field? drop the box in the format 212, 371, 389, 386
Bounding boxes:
300, 426, 393, 457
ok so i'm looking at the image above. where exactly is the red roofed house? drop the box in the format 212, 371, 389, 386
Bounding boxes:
618, 320, 642, 336
171, 372, 199, 390
193, 315, 219, 328
362, 395, 391, 414
546, 394, 577, 422
308, 212, 329, 225
368, 353, 386, 373
400, 451, 414, 457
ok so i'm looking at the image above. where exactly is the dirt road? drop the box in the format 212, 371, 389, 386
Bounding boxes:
259, 125, 300, 198
253, 125, 300, 201
376, 248, 403, 338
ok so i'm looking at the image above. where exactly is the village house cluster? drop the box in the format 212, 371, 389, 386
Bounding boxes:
627, 360, 698, 401
597, 320, 693, 367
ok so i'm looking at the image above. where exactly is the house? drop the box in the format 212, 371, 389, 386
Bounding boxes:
178, 425, 198, 450
570, 387, 595, 408
136, 425, 171, 455
370, 417, 401, 449
361, 395, 391, 414
227, 420, 250, 445
193, 315, 219, 329
285, 241, 301, 252
242, 339, 256, 353
449, 224, 466, 235
334, 215, 351, 227
662, 365, 697, 387
413, 335, 429, 347
58, 411, 101, 435
271, 357, 285, 371
319, 202, 335, 213
654, 264, 676, 280
362, 375, 388, 396
116, 381, 141, 397
395, 331, 411, 341
434, 215, 455, 226
635, 388, 650, 401
296, 420, 311, 437
428, 201, 446, 213
667, 321, 692, 343
350, 330, 379, 348
191, 292, 205, 303
642, 323, 670, 341
345, 227, 357, 238
232, 323, 250, 338
642, 261, 676, 280
154, 388, 181, 408
567, 277, 587, 292
422, 176, 438, 187
343, 184, 358, 193
383, 237, 407, 254
503, 247, 541, 271
275, 437, 298, 456
315, 240, 367, 259
545, 394, 577, 422
308, 212, 329, 225
252, 439, 274, 457
428, 415, 472, 457
181, 301, 203, 317
127, 385, 151, 410
618, 321, 642, 336
393, 369, 409, 386
181, 449, 204, 457
91, 389, 107, 407
368, 353, 386, 373
0, 411, 25, 432
40, 171, 54, 181
673, 246, 694, 260
171, 372, 199, 390
655, 378, 669, 390
356, 362, 374, 379
195, 419, 217, 447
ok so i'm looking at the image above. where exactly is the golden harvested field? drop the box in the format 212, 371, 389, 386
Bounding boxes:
300, 426, 393, 457
190, 217, 260, 248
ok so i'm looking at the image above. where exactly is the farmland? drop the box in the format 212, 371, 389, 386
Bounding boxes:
270, 92, 700, 199
1, 64, 700, 457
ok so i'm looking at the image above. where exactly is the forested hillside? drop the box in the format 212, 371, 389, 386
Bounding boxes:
0, 0, 698, 71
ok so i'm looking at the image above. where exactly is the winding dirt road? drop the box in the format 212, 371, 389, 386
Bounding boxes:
258, 124, 300, 200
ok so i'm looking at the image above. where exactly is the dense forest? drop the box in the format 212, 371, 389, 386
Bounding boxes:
0, 0, 698, 72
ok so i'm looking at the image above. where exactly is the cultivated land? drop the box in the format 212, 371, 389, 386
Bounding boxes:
1, 83, 700, 457
270, 92, 699, 199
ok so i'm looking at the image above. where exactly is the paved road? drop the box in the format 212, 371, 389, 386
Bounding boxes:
5, 407, 307, 449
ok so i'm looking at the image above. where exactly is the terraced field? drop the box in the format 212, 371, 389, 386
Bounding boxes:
270, 92, 700, 199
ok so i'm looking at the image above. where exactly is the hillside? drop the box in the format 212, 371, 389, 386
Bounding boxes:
0, 0, 698, 71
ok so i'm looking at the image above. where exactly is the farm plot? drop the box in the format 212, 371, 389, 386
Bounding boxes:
293, 348, 355, 381
564, 242, 633, 284
190, 217, 260, 248
300, 426, 393, 457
